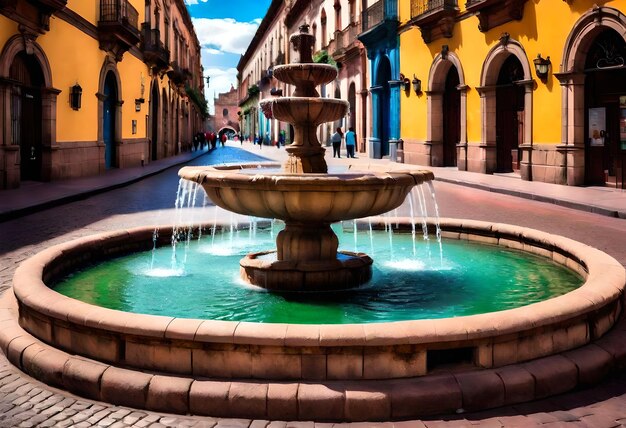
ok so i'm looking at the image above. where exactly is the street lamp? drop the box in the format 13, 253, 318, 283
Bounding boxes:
205, 75, 211, 87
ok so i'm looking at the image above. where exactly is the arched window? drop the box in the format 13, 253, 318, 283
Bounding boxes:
223, 108, 228, 117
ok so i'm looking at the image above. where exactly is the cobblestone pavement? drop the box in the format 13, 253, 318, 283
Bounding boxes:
1, 146, 626, 427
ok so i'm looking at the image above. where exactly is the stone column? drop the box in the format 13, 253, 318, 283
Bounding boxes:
475, 85, 497, 174
555, 71, 586, 186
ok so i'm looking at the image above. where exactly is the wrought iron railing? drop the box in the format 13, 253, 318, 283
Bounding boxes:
362, 1, 383, 32
410, 0, 457, 18
99, 0, 139, 29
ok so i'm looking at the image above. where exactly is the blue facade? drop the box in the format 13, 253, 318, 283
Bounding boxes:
358, 0, 400, 159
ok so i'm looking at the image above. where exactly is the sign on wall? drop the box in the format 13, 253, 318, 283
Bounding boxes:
588, 107, 606, 147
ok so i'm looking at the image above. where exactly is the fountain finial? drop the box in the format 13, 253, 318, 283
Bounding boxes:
290, 23, 315, 63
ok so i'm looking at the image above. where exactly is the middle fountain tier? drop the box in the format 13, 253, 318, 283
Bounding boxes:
179, 24, 434, 292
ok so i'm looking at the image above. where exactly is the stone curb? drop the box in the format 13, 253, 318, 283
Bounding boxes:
2, 292, 626, 421
5, 219, 626, 421
0, 150, 210, 223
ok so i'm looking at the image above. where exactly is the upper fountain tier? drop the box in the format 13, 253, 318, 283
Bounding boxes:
258, 24, 350, 174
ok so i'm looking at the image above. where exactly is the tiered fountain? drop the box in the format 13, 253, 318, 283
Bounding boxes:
179, 24, 433, 292
4, 23, 625, 423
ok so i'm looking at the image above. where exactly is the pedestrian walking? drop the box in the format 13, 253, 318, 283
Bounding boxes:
345, 127, 356, 158
331, 127, 343, 158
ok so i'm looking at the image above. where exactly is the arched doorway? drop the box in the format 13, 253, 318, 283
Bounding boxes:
376, 56, 391, 157
442, 66, 460, 167
583, 29, 626, 186
495, 55, 525, 173
10, 52, 44, 181
150, 82, 159, 161
103, 72, 118, 169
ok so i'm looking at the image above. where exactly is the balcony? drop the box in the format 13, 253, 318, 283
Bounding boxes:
167, 61, 190, 86
332, 22, 361, 63
409, 0, 459, 43
465, 0, 528, 32
0, 0, 67, 33
98, 0, 141, 61
141, 24, 169, 73
358, 0, 398, 49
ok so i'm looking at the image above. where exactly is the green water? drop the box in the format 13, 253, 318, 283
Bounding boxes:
53, 226, 583, 324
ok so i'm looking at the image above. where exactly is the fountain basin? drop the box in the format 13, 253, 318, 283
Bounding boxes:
179, 164, 434, 222
6, 219, 625, 419
261, 97, 349, 125
272, 63, 338, 92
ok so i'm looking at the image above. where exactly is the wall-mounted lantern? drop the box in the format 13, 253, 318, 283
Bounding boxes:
399, 73, 411, 95
70, 83, 82, 110
135, 98, 145, 112
533, 54, 551, 80
412, 74, 422, 95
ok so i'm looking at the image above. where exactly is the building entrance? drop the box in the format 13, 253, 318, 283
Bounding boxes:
103, 72, 118, 169
495, 55, 525, 173
442, 66, 460, 167
10, 52, 44, 181
584, 29, 626, 189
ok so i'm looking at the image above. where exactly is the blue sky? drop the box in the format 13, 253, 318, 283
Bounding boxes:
184, 0, 272, 114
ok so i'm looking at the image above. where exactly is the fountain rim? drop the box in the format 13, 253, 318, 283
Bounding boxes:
12, 218, 625, 347
178, 163, 435, 191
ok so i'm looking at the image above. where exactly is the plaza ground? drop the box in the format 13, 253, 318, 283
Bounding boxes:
0, 142, 625, 427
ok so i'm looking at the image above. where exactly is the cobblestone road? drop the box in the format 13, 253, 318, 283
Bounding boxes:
1, 146, 626, 427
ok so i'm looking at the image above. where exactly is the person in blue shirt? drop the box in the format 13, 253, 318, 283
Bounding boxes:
345, 127, 356, 158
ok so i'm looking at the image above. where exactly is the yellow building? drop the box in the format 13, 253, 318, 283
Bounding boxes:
399, 0, 626, 188
0, 0, 205, 189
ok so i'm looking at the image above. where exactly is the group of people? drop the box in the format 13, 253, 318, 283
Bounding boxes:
331, 127, 357, 158
193, 131, 229, 151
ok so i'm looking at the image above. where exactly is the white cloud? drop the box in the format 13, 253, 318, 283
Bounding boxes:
191, 17, 262, 117
192, 17, 260, 55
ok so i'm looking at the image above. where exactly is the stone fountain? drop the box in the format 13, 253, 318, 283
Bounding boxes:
179, 24, 433, 291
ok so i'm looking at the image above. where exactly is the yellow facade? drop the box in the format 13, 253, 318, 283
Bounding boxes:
0, 0, 205, 189
399, 0, 626, 188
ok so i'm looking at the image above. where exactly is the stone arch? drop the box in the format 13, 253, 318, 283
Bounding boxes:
0, 34, 58, 187
97, 56, 123, 169
476, 38, 534, 176
557, 6, 626, 185
426, 51, 468, 168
